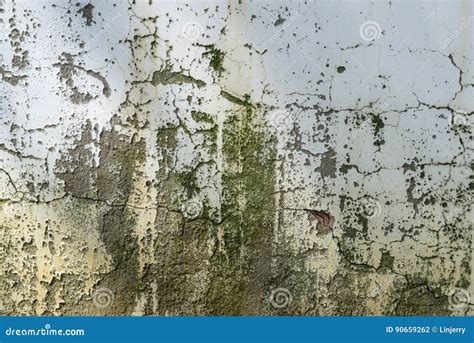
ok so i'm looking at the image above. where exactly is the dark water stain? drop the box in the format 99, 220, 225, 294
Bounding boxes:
55, 122, 145, 315
77, 4, 95, 26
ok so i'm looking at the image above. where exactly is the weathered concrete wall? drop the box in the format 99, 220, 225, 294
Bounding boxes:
0, 0, 472, 315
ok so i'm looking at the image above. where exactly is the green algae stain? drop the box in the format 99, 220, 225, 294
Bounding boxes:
206, 97, 277, 315
151, 67, 206, 88
191, 110, 214, 124
152, 121, 221, 314
371, 113, 385, 136
202, 46, 225, 75
152, 89, 277, 314
368, 113, 385, 146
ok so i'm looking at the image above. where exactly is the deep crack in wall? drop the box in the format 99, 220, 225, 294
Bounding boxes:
0, 0, 472, 315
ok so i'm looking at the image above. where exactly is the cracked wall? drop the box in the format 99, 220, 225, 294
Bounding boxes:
0, 0, 472, 316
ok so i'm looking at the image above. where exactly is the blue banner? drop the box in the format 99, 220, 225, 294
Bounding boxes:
0, 316, 472, 342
